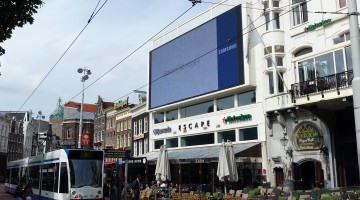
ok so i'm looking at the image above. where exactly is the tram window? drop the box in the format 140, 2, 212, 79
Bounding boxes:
42, 163, 59, 192
59, 162, 69, 193
5, 169, 10, 183
29, 166, 40, 189
10, 168, 19, 185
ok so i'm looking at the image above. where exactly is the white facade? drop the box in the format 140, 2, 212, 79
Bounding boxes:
147, 0, 359, 189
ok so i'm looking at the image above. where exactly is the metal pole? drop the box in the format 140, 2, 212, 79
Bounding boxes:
125, 159, 128, 200
348, 0, 360, 176
78, 80, 85, 148
36, 119, 40, 155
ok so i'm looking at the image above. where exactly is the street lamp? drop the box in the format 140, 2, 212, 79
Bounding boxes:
77, 68, 91, 148
36, 111, 45, 155
280, 135, 293, 158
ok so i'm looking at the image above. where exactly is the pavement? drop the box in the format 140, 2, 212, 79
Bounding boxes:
0, 183, 15, 200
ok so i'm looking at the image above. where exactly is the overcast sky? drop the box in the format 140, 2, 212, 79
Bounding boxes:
0, 0, 220, 119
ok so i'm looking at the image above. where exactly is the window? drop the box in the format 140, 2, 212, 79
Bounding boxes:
276, 56, 283, 67
59, 162, 68, 193
269, 72, 274, 94
144, 117, 148, 133
166, 109, 178, 121
239, 127, 258, 141
124, 120, 128, 130
339, 0, 346, 8
266, 57, 273, 68
217, 95, 234, 111
238, 90, 256, 106
292, 0, 308, 26
278, 72, 284, 93
101, 131, 104, 141
315, 52, 335, 76
298, 58, 315, 82
274, 12, 280, 29
133, 121, 137, 136
218, 130, 236, 143
181, 133, 214, 147
144, 138, 148, 153
166, 138, 178, 148
346, 46, 353, 71
264, 46, 272, 55
154, 112, 164, 124
336, 32, 350, 44
134, 142, 137, 156
128, 133, 131, 146
128, 120, 131, 129
275, 45, 284, 53
139, 119, 143, 134
180, 100, 214, 118
66, 128, 72, 139
294, 47, 312, 57
139, 140, 143, 155
265, 12, 270, 31
116, 124, 120, 132
120, 122, 123, 131
263, 0, 269, 9
155, 140, 164, 149
273, 0, 280, 7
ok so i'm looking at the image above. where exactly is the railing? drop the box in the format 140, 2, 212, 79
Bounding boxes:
290, 70, 353, 103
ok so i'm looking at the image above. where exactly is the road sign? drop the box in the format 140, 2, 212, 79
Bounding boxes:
104, 149, 130, 158
122, 157, 147, 165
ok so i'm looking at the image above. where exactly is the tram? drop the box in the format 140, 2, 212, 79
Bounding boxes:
5, 149, 104, 200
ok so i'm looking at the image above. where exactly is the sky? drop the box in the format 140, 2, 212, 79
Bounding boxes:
0, 0, 221, 119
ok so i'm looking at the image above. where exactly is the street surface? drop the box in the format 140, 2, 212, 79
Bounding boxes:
0, 183, 15, 200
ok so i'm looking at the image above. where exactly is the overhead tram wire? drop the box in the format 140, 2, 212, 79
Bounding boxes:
17, 0, 109, 112
70, 0, 350, 105
67, 4, 197, 103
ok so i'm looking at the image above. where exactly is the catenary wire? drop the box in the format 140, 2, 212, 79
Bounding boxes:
17, 0, 109, 112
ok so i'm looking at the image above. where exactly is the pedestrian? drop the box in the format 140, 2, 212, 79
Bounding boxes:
132, 175, 141, 200
14, 178, 25, 200
23, 182, 33, 200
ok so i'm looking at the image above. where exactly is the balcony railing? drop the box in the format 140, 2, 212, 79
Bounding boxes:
290, 70, 353, 103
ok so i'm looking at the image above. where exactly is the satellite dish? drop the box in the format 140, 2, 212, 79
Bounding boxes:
77, 68, 83, 73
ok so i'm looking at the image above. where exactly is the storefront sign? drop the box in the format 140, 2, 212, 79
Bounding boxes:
59, 140, 75, 146
294, 122, 322, 150
81, 132, 90, 146
178, 120, 210, 132
114, 97, 129, 110
304, 19, 331, 31
223, 114, 252, 123
153, 127, 172, 135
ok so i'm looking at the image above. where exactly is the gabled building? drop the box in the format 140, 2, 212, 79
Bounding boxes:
0, 114, 10, 177
94, 96, 114, 150
60, 101, 97, 149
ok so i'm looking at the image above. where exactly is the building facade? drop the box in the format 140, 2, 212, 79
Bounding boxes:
94, 96, 114, 150
60, 101, 97, 149
0, 115, 10, 178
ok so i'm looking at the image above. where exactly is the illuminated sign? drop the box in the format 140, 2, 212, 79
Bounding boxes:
223, 114, 252, 123
114, 97, 129, 110
81, 132, 90, 146
304, 19, 331, 31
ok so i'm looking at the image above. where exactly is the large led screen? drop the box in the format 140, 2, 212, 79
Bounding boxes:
149, 5, 244, 109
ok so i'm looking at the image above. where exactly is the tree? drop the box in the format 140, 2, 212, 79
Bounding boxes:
0, 0, 44, 56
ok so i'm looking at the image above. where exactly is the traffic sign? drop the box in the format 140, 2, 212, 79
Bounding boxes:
104, 149, 130, 158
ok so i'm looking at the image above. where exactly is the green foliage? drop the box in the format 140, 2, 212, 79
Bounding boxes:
0, 0, 44, 56
278, 196, 287, 200
248, 188, 260, 197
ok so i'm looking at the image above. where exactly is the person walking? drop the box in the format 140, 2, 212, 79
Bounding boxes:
132, 175, 141, 200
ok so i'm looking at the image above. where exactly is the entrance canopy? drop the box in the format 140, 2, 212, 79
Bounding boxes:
141, 142, 260, 165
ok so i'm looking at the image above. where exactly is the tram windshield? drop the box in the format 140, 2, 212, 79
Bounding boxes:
68, 150, 103, 188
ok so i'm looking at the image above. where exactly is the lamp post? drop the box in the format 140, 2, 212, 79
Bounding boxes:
77, 68, 91, 148
36, 111, 45, 155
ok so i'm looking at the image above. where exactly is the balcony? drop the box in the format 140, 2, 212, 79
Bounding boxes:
290, 70, 353, 103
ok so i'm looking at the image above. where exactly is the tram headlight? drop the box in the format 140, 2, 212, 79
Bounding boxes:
98, 190, 101, 194
72, 191, 76, 195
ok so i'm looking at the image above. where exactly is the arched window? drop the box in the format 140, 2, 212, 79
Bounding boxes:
294, 47, 313, 57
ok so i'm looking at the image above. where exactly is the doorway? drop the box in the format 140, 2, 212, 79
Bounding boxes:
293, 160, 323, 190
274, 167, 284, 187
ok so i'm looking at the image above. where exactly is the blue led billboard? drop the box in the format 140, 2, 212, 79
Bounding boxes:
149, 5, 244, 109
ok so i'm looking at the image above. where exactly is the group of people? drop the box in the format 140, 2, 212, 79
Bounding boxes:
14, 178, 33, 200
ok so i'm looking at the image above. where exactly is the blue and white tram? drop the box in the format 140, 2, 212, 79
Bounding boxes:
5, 149, 104, 200
5, 157, 29, 194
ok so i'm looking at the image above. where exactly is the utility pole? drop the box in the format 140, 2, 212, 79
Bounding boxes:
348, 0, 360, 176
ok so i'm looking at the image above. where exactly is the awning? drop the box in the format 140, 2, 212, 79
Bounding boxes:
139, 142, 260, 164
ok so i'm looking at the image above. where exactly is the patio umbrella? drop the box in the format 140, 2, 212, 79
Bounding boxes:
217, 140, 230, 193
155, 145, 171, 182
226, 140, 238, 182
